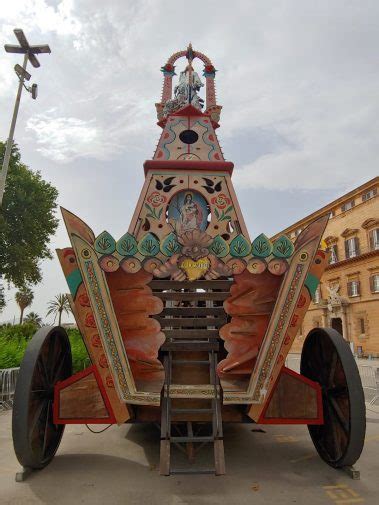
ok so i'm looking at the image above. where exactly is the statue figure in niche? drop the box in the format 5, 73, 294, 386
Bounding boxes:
168, 191, 208, 235
164, 63, 204, 115
178, 192, 203, 234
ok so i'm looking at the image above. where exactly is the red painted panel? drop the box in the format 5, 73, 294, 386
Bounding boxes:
53, 365, 117, 425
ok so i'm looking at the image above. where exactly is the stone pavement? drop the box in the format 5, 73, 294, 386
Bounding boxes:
1, 409, 379, 505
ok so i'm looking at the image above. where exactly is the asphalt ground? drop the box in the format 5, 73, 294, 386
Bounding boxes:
1, 407, 379, 505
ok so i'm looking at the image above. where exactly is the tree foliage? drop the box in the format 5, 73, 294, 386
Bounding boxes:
0, 280, 4, 313
46, 293, 72, 326
15, 286, 34, 324
0, 142, 59, 288
24, 311, 43, 327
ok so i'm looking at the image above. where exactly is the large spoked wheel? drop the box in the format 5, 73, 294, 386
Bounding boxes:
301, 327, 366, 468
12, 326, 72, 469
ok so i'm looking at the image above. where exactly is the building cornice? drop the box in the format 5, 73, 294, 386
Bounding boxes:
326, 249, 379, 271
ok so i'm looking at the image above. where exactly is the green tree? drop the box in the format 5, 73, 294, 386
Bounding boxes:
46, 293, 71, 326
15, 287, 34, 324
0, 280, 4, 313
24, 311, 43, 327
0, 142, 59, 288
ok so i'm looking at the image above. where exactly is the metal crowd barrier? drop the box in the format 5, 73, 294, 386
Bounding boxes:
358, 364, 379, 403
0, 367, 19, 411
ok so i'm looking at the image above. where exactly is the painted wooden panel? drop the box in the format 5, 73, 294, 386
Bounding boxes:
57, 247, 130, 424
259, 367, 322, 424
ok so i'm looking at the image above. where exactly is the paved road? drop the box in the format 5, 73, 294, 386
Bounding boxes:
1, 408, 379, 505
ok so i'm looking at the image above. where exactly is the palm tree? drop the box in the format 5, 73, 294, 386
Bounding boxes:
46, 294, 72, 326
15, 287, 34, 324
24, 312, 43, 327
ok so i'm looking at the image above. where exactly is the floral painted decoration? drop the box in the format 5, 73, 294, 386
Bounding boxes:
203, 64, 217, 78
160, 63, 176, 77
211, 193, 231, 209
146, 191, 167, 208
78, 293, 91, 307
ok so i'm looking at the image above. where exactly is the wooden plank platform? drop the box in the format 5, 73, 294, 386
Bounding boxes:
155, 292, 230, 301
156, 317, 225, 328
149, 280, 233, 290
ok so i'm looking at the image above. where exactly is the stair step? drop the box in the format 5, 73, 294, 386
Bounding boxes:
161, 341, 219, 352
171, 360, 210, 365
171, 436, 214, 443
164, 329, 220, 339
171, 408, 214, 414
170, 468, 215, 475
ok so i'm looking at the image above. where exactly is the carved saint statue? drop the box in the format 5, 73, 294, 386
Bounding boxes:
164, 63, 204, 115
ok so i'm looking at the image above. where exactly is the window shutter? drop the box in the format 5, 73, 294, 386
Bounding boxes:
370, 276, 374, 293
341, 203, 346, 212
354, 237, 360, 256
369, 230, 374, 250
357, 281, 361, 295
345, 240, 349, 259
347, 281, 352, 296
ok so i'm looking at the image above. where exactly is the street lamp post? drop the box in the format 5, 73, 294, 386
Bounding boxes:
0, 28, 51, 206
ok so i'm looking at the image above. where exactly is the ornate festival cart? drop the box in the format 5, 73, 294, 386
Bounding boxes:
12, 45, 365, 477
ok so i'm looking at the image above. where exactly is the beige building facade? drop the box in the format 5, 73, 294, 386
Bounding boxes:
274, 177, 379, 356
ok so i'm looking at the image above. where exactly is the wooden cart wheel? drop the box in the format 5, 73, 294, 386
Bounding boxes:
12, 326, 72, 469
300, 327, 365, 468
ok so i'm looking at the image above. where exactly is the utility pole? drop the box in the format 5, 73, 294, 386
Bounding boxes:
0, 28, 51, 206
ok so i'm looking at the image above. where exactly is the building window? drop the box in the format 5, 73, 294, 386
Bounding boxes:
341, 200, 355, 212
362, 188, 377, 202
369, 228, 379, 251
345, 237, 360, 259
313, 286, 321, 304
370, 274, 379, 293
347, 280, 360, 297
329, 210, 335, 219
329, 244, 338, 264
359, 318, 365, 334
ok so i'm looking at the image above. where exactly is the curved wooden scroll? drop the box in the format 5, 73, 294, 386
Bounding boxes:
222, 215, 329, 414
217, 270, 283, 377
106, 269, 165, 392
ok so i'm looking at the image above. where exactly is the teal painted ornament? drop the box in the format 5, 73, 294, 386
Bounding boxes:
95, 231, 116, 255
116, 232, 138, 257
305, 273, 319, 297
138, 233, 160, 257
161, 232, 180, 257
273, 235, 295, 258
229, 234, 251, 258
209, 235, 229, 258
251, 233, 273, 258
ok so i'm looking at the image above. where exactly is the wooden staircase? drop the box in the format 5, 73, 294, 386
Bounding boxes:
151, 279, 231, 476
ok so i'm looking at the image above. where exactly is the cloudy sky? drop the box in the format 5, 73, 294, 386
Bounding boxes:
1, 0, 378, 324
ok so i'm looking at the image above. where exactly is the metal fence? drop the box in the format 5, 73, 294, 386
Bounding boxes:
0, 367, 19, 411
358, 365, 379, 403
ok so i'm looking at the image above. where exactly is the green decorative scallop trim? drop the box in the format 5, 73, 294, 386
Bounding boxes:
229, 234, 251, 258
95, 231, 116, 255
209, 235, 229, 258
251, 233, 273, 258
273, 235, 294, 258
161, 232, 180, 256
116, 232, 138, 256
138, 233, 160, 257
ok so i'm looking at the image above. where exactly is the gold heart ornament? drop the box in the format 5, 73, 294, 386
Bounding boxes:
179, 256, 210, 281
